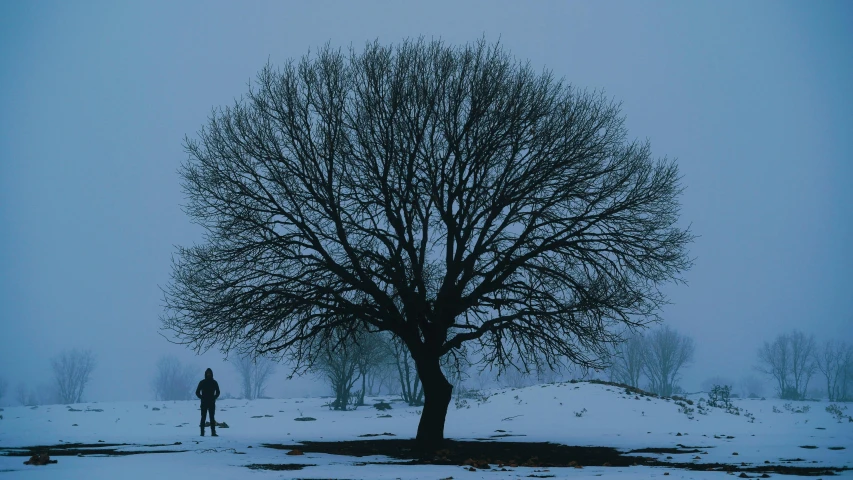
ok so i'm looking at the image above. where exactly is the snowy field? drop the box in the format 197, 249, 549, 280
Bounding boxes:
1, 381, 851, 479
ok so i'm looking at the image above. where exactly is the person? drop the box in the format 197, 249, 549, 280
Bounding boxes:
196, 368, 220, 437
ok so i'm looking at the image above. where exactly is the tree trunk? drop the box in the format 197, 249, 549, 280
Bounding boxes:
414, 354, 452, 451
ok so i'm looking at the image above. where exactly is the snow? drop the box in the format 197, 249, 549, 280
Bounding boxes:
1, 381, 851, 479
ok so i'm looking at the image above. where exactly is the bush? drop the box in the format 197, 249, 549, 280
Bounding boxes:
373, 401, 391, 411
782, 402, 810, 414
826, 404, 852, 423
708, 385, 733, 410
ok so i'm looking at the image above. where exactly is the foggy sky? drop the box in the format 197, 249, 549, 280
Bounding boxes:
1, 1, 851, 403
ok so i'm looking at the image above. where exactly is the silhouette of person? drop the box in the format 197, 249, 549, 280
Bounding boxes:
196, 368, 220, 436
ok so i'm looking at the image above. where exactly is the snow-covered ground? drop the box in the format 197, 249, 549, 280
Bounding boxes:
0, 381, 850, 479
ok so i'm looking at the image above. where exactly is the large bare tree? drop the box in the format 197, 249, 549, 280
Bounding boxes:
51, 349, 96, 404
162, 38, 693, 448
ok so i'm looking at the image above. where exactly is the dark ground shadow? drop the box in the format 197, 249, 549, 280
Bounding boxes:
260, 439, 850, 476
1, 440, 847, 476
0, 442, 187, 457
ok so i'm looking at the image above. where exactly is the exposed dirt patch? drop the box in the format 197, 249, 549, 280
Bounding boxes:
0, 442, 187, 457
261, 439, 851, 476
246, 463, 314, 471
628, 447, 701, 454
263, 439, 640, 467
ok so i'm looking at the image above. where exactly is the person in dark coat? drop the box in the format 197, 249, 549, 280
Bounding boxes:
196, 368, 220, 436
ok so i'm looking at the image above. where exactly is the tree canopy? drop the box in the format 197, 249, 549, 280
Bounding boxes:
162, 38, 693, 447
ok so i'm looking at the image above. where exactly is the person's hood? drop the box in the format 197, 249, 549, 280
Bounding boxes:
205, 368, 213, 379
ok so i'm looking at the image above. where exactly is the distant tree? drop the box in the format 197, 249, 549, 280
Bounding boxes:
700, 375, 734, 393
15, 382, 29, 406
642, 326, 694, 396
352, 330, 390, 405
608, 332, 646, 388
51, 349, 96, 404
386, 335, 424, 406
845, 356, 853, 402
152, 355, 197, 401
232, 355, 277, 400
758, 330, 816, 400
498, 367, 531, 389
0, 377, 7, 404
162, 38, 694, 448
846, 352, 853, 402
738, 374, 765, 398
789, 330, 817, 399
312, 324, 379, 410
364, 346, 397, 396
814, 340, 852, 402
757, 333, 791, 398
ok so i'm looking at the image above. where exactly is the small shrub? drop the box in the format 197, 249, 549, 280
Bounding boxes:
373, 401, 391, 411
708, 385, 733, 410
674, 399, 695, 419
574, 408, 587, 418
783, 403, 810, 414
826, 404, 852, 423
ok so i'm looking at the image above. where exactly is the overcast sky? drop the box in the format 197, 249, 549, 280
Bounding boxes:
1, 1, 851, 403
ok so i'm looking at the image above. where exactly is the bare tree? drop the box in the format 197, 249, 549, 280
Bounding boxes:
0, 377, 7, 404
162, 38, 693, 448
789, 330, 817, 400
757, 333, 791, 398
386, 335, 424, 405
642, 326, 694, 397
152, 355, 197, 401
232, 355, 276, 400
608, 332, 646, 388
51, 349, 96, 404
845, 355, 853, 402
311, 325, 368, 410
815, 340, 852, 402
365, 346, 397, 396
352, 330, 389, 405
758, 330, 816, 400
498, 367, 531, 389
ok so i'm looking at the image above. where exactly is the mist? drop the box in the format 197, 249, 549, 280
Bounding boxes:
1, 1, 850, 406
